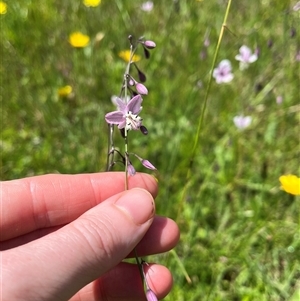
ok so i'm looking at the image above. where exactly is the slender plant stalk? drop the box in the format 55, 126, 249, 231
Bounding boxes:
106, 124, 115, 171
176, 0, 233, 222
107, 42, 146, 284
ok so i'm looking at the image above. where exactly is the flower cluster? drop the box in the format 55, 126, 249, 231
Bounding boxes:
212, 45, 258, 130
104, 36, 158, 301
213, 45, 258, 84
105, 36, 157, 175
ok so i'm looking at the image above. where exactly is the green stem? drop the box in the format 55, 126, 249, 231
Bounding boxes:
176, 0, 232, 220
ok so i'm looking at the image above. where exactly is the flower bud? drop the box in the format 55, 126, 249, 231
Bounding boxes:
146, 289, 158, 301
142, 159, 156, 170
136, 83, 148, 95
144, 40, 156, 49
140, 125, 148, 135
127, 163, 136, 176
143, 47, 150, 59
138, 69, 147, 83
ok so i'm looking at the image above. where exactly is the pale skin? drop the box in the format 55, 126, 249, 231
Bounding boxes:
1, 172, 180, 301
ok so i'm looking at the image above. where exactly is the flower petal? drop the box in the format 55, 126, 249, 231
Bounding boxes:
219, 59, 232, 71
115, 97, 127, 112
127, 95, 143, 114
105, 111, 125, 124
240, 45, 251, 59
220, 73, 234, 83
248, 54, 258, 63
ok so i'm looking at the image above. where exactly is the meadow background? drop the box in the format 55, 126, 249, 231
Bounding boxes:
1, 0, 300, 300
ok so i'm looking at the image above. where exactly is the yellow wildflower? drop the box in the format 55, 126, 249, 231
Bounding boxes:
0, 1, 7, 14
279, 175, 300, 196
69, 32, 90, 48
83, 0, 101, 7
118, 50, 141, 63
58, 85, 72, 97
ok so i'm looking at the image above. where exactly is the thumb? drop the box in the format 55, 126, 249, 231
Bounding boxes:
3, 188, 155, 301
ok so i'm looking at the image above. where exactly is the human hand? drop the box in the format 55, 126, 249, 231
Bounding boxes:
1, 172, 179, 301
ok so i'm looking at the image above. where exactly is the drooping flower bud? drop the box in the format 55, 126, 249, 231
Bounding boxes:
143, 40, 156, 49
142, 159, 156, 170
127, 163, 136, 176
143, 47, 150, 59
136, 83, 148, 95
140, 125, 148, 135
137, 68, 147, 83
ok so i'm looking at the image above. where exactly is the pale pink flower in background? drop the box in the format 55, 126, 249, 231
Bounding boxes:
295, 50, 300, 62
235, 45, 258, 70
233, 115, 252, 130
293, 1, 300, 11
212, 60, 234, 84
204, 37, 210, 48
276, 95, 283, 104
141, 1, 153, 12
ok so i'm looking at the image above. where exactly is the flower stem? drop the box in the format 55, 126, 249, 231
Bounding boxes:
106, 124, 115, 171
176, 0, 233, 219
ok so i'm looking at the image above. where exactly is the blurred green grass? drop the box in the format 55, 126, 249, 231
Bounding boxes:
1, 0, 300, 300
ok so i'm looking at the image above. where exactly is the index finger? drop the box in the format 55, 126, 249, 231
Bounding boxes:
1, 172, 158, 241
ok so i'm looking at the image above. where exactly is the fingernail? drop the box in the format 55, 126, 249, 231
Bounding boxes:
115, 188, 155, 225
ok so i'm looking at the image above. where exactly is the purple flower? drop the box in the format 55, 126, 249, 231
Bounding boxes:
146, 289, 158, 301
213, 60, 234, 84
105, 95, 143, 131
235, 45, 258, 70
233, 115, 252, 130
141, 1, 153, 12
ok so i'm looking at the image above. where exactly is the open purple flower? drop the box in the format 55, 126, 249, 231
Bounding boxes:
235, 45, 258, 70
212, 60, 234, 84
105, 95, 143, 131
